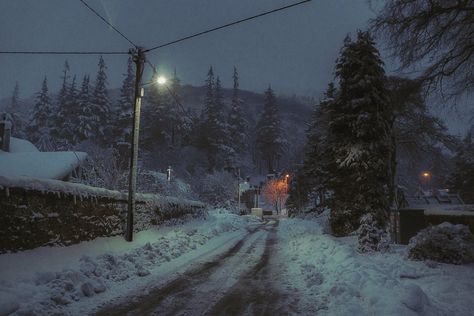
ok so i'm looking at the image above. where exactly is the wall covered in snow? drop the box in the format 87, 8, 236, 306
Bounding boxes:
0, 179, 206, 253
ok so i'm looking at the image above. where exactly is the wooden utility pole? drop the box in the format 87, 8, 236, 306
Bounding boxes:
126, 48, 145, 242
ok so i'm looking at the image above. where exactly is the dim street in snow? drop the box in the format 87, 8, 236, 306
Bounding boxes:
94, 219, 288, 316
1, 210, 474, 315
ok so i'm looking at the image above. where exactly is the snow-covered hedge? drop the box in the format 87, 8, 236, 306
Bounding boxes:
0, 176, 206, 252
408, 222, 474, 264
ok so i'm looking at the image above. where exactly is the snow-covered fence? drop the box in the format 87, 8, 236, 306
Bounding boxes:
0, 176, 205, 253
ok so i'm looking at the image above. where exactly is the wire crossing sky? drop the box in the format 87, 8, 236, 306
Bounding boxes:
0, 0, 374, 99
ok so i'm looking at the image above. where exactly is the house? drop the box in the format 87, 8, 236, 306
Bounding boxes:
0, 113, 87, 181
391, 188, 474, 244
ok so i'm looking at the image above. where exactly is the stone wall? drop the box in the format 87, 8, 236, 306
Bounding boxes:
0, 186, 205, 253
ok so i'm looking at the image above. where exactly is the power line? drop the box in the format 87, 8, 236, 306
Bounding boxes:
78, 0, 137, 48
0, 1, 311, 58
144, 0, 312, 53
0, 50, 129, 55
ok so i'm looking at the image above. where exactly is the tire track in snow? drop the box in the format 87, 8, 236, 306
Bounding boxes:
94, 221, 270, 316
206, 219, 291, 316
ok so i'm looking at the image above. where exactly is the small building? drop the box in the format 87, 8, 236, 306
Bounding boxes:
0, 113, 87, 181
390, 189, 474, 244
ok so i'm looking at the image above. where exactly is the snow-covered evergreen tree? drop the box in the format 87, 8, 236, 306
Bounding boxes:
287, 83, 336, 212
256, 86, 283, 173
77, 75, 94, 142
448, 130, 474, 203
5, 81, 25, 137
9, 81, 19, 111
213, 76, 235, 169
228, 66, 247, 155
51, 61, 71, 146
166, 69, 186, 147
327, 31, 392, 243
142, 70, 168, 149
91, 56, 111, 144
196, 66, 215, 154
28, 77, 54, 150
113, 57, 135, 144
66, 75, 80, 145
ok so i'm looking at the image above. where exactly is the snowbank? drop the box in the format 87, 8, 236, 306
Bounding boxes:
276, 213, 474, 315
0, 210, 256, 315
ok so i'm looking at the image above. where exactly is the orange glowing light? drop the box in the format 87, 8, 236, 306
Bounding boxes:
422, 172, 430, 178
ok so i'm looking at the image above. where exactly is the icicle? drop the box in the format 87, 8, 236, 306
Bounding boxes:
73, 195, 77, 205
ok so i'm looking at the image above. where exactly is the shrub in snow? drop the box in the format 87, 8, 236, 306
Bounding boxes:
329, 204, 363, 236
358, 213, 390, 253
75, 142, 127, 190
408, 222, 474, 264
193, 171, 236, 207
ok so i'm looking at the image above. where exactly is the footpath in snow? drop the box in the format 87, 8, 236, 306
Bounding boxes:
275, 212, 474, 316
0, 210, 259, 316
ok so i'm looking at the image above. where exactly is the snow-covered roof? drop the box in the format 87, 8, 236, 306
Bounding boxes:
0, 175, 205, 208
424, 206, 474, 215
8, 137, 39, 153
0, 137, 87, 180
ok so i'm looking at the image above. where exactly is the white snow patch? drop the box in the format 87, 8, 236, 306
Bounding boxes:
276, 213, 474, 315
0, 210, 259, 315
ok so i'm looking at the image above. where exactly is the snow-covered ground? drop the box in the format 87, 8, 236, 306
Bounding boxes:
1, 210, 474, 316
276, 213, 474, 315
0, 210, 259, 316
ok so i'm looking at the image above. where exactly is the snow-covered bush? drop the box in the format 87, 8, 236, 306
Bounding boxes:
408, 222, 474, 264
329, 203, 362, 236
358, 213, 390, 253
193, 171, 236, 207
137, 171, 194, 199
74, 141, 127, 190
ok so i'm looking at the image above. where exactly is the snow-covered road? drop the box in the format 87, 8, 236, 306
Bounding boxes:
2, 210, 474, 316
94, 219, 288, 316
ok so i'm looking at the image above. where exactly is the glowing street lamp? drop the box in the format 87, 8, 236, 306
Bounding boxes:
156, 75, 167, 85
420, 171, 432, 192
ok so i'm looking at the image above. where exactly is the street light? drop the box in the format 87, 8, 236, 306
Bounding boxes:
156, 75, 167, 85
126, 47, 168, 242
420, 171, 432, 193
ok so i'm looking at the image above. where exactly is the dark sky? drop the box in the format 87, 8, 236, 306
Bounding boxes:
0, 0, 376, 99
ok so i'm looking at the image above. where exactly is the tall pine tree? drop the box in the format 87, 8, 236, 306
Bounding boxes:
166, 69, 185, 147
256, 86, 283, 173
29, 77, 54, 150
77, 75, 94, 142
213, 76, 234, 169
113, 57, 135, 144
287, 83, 336, 213
327, 31, 392, 248
448, 130, 474, 203
228, 66, 247, 155
5, 81, 25, 137
51, 61, 71, 146
91, 56, 111, 144
66, 75, 79, 145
